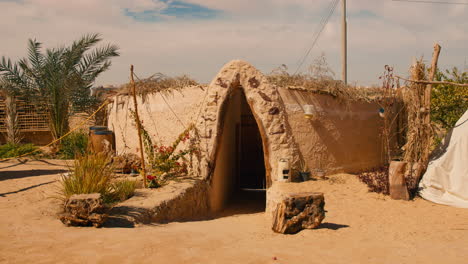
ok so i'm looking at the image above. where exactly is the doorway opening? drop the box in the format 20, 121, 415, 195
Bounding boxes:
210, 88, 267, 215
230, 89, 266, 214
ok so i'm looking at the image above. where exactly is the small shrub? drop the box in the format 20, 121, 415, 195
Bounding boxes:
60, 152, 136, 204
0, 143, 40, 158
109, 180, 136, 202
61, 152, 113, 201
58, 131, 88, 159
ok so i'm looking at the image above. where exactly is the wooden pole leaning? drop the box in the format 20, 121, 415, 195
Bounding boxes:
130, 65, 147, 188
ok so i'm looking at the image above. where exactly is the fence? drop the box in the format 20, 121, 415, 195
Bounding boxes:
0, 96, 49, 132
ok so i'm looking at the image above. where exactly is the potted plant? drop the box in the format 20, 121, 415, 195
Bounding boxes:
298, 160, 311, 182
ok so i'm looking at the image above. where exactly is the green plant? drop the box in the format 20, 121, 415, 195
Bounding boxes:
60, 152, 137, 204
142, 125, 194, 175
0, 34, 119, 140
0, 143, 40, 158
61, 152, 113, 202
109, 180, 137, 202
130, 110, 197, 187
57, 131, 88, 159
432, 67, 468, 130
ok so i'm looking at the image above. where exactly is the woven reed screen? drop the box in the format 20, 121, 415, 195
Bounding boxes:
0, 96, 49, 132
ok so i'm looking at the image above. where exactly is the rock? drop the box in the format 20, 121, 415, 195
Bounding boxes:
112, 154, 141, 174
271, 192, 325, 234
60, 193, 109, 227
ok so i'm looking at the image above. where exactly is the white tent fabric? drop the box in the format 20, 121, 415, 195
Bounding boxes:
419, 110, 468, 208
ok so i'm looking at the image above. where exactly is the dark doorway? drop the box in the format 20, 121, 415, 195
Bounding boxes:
220, 89, 266, 216
236, 90, 266, 190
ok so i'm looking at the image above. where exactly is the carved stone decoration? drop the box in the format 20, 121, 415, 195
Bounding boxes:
216, 78, 228, 88
268, 107, 280, 115
269, 124, 285, 135
258, 91, 272, 102
271, 192, 325, 234
248, 77, 260, 88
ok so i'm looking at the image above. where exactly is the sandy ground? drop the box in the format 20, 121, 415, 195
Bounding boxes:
1, 159, 467, 264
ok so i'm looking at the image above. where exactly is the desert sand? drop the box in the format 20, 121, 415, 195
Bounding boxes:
1, 159, 467, 264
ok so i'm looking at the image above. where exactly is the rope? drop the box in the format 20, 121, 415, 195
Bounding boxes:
159, 93, 186, 129
0, 100, 110, 162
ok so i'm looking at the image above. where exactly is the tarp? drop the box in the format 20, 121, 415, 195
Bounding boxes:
419, 110, 468, 208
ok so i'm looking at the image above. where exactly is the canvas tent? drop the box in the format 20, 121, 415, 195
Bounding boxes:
419, 110, 468, 208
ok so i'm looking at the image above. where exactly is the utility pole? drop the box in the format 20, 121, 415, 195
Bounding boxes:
341, 0, 347, 86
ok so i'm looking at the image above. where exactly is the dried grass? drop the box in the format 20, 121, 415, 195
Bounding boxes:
119, 73, 203, 102
267, 64, 386, 102
401, 60, 432, 163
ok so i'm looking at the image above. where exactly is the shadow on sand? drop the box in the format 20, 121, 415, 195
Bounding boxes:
0, 169, 67, 181
0, 180, 57, 197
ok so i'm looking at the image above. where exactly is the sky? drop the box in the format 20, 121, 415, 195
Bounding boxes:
0, 0, 467, 86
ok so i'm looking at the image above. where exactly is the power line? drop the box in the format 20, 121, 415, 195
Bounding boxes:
392, 0, 468, 5
294, 0, 340, 75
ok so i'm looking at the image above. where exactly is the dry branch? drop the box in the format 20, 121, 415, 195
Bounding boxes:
394, 76, 468, 87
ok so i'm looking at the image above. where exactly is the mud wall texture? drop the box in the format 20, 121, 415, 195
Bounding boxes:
279, 89, 385, 174
108, 61, 385, 182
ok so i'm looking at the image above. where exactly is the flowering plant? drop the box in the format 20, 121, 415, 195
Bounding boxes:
146, 175, 160, 188
141, 124, 197, 184
131, 111, 199, 188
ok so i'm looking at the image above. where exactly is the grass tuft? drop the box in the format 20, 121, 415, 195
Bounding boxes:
0, 143, 40, 158
60, 152, 135, 204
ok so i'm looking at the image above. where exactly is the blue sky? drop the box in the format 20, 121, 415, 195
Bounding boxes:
124, 0, 222, 22
0, 0, 467, 86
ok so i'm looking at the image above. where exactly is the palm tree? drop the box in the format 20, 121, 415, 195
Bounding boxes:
0, 33, 119, 140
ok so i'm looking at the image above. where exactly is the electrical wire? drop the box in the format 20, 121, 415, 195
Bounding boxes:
392, 0, 468, 5
293, 0, 341, 75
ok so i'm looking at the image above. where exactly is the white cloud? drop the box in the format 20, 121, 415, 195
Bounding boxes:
0, 0, 467, 87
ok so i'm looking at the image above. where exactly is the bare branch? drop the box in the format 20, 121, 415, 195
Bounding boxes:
394, 75, 468, 87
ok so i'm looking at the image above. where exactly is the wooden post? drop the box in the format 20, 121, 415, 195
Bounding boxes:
130, 65, 147, 188
422, 44, 441, 163
389, 161, 410, 200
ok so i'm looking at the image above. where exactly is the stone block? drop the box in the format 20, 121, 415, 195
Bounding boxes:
60, 193, 109, 227
271, 192, 325, 234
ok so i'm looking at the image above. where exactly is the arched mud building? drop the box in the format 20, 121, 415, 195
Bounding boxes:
108, 60, 386, 220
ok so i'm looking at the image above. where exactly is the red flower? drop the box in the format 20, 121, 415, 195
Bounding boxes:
147, 175, 156, 180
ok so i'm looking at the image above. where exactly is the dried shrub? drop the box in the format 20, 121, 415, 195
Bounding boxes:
119, 73, 202, 101
267, 56, 387, 102
357, 167, 389, 195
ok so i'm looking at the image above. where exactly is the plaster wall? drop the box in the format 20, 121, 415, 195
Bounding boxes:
209, 90, 242, 212
108, 87, 385, 177
107, 86, 207, 155
279, 88, 385, 174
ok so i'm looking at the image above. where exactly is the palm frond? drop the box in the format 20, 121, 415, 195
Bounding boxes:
27, 39, 44, 70
79, 43, 119, 84
0, 57, 28, 92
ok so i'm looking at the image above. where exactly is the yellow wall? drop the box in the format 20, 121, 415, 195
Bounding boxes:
209, 89, 242, 212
